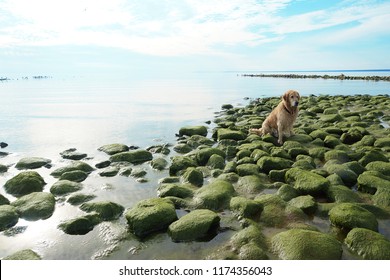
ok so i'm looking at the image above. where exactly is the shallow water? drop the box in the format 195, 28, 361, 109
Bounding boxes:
1, 71, 390, 259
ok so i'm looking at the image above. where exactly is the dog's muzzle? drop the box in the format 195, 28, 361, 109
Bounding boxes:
293, 101, 299, 107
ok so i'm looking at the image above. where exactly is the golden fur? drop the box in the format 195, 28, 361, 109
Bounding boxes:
250, 90, 300, 144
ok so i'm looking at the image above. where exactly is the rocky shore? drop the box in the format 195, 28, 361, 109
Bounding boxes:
242, 73, 390, 82
1, 94, 390, 260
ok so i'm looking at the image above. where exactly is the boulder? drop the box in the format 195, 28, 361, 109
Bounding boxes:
257, 156, 293, 174
0, 164, 8, 173
0, 194, 10, 205
98, 166, 119, 177
287, 195, 317, 215
95, 160, 111, 169
345, 228, 390, 260
179, 126, 208, 137
0, 205, 19, 231
276, 184, 299, 201
325, 164, 358, 187
193, 179, 235, 210
195, 148, 225, 166
365, 161, 390, 176
173, 143, 193, 154
110, 150, 153, 164
15, 157, 51, 170
3, 249, 41, 260
50, 180, 83, 196
326, 185, 361, 203
230, 196, 263, 218
4, 171, 45, 197
357, 172, 389, 194
67, 193, 96, 206
236, 164, 259, 176
329, 203, 378, 232
11, 192, 55, 221
150, 158, 168, 171
50, 161, 94, 178
59, 170, 88, 182
271, 229, 342, 260
168, 209, 220, 242
98, 143, 129, 155
359, 150, 388, 166
374, 137, 390, 148
125, 198, 178, 237
58, 213, 101, 235
169, 156, 197, 176
60, 148, 87, 160
285, 168, 329, 195
235, 175, 267, 196
217, 128, 246, 141
206, 154, 225, 170
157, 183, 194, 199
80, 201, 124, 221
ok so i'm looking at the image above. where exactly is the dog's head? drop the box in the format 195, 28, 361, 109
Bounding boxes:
283, 90, 300, 108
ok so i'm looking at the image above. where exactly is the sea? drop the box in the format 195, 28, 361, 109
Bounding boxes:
0, 70, 389, 260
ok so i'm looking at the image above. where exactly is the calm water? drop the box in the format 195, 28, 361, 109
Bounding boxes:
0, 71, 389, 259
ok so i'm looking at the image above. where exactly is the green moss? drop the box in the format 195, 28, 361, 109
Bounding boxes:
193, 179, 235, 210
4, 171, 45, 197
217, 128, 246, 141
11, 192, 55, 221
182, 167, 203, 187
109, 150, 153, 164
374, 137, 390, 148
80, 201, 124, 221
287, 195, 317, 215
169, 156, 197, 176
3, 249, 41, 260
324, 150, 350, 163
0, 194, 10, 205
15, 157, 51, 170
326, 185, 361, 203
59, 170, 88, 182
179, 125, 208, 137
285, 168, 330, 195
195, 147, 225, 166
67, 193, 96, 206
50, 161, 94, 178
324, 135, 342, 148
206, 154, 225, 169
99, 166, 120, 177
359, 150, 388, 166
58, 213, 101, 235
365, 161, 390, 176
98, 143, 129, 155
236, 163, 259, 176
257, 156, 293, 174
276, 184, 299, 201
157, 183, 194, 199
230, 196, 263, 218
236, 175, 267, 197
50, 180, 83, 196
325, 164, 358, 187
0, 205, 19, 231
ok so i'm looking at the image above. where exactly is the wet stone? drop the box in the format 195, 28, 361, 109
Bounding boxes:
60, 148, 87, 160
11, 192, 55, 221
15, 157, 52, 170
4, 171, 46, 197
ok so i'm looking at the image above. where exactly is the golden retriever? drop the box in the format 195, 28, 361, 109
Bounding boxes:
250, 90, 300, 144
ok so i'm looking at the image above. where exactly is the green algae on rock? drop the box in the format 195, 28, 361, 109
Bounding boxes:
60, 148, 87, 160
169, 156, 198, 176
3, 249, 42, 260
257, 156, 293, 174
195, 147, 225, 166
11, 192, 55, 221
50, 180, 83, 196
80, 201, 124, 221
230, 196, 263, 218
67, 193, 96, 206
98, 143, 129, 155
110, 150, 153, 164
125, 198, 178, 237
179, 125, 208, 137
168, 209, 220, 242
157, 183, 194, 199
193, 179, 235, 210
287, 195, 317, 215
58, 213, 101, 235
50, 161, 94, 178
15, 157, 51, 170
271, 229, 342, 260
182, 167, 204, 187
0, 205, 19, 231
345, 228, 390, 260
4, 171, 46, 197
59, 170, 88, 182
285, 168, 329, 195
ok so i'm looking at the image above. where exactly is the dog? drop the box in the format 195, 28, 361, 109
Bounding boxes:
250, 90, 300, 145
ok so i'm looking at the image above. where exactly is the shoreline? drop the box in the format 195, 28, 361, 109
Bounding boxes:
241, 73, 390, 82
1, 93, 390, 260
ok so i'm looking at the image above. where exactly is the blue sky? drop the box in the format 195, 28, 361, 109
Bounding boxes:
0, 0, 389, 76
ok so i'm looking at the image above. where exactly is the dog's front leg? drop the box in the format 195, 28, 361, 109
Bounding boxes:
277, 124, 284, 145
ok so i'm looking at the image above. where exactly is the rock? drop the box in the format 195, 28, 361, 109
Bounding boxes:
257, 156, 293, 174
287, 195, 317, 215
0, 142, 8, 148
98, 143, 129, 155
187, 135, 215, 148
329, 203, 378, 232
95, 160, 111, 169
236, 175, 267, 196
60, 148, 87, 160
15, 157, 51, 170
276, 184, 299, 201
59, 170, 88, 182
345, 228, 390, 260
195, 148, 225, 166
110, 150, 153, 164
374, 137, 390, 148
11, 192, 55, 221
359, 150, 388, 166
325, 164, 358, 187
193, 179, 235, 210
131, 168, 147, 178
168, 209, 220, 242
125, 198, 178, 237
365, 161, 390, 176
99, 166, 119, 177
0, 205, 19, 231
271, 229, 342, 260
217, 128, 246, 141
285, 168, 329, 195
50, 180, 83, 196
157, 183, 194, 198
67, 193, 96, 206
324, 135, 342, 148
206, 154, 225, 170
0, 194, 10, 205
80, 201, 124, 221
4, 171, 45, 197
236, 163, 259, 176
179, 126, 208, 137
173, 143, 192, 154
182, 167, 203, 187
150, 158, 168, 171
58, 213, 101, 235
230, 196, 263, 218
3, 249, 41, 260
324, 150, 349, 163
50, 161, 94, 178
357, 172, 389, 194
320, 113, 343, 123
169, 156, 197, 176
0, 164, 8, 173
326, 185, 361, 203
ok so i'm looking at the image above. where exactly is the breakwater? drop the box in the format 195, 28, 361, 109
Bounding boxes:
241, 73, 390, 82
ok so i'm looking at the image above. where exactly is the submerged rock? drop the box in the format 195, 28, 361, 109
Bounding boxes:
50, 161, 94, 178
0, 164, 8, 173
110, 150, 153, 164
3, 249, 41, 260
67, 193, 96, 206
50, 180, 83, 196
150, 158, 168, 171
59, 170, 88, 182
168, 209, 220, 242
98, 143, 129, 155
58, 213, 101, 235
15, 157, 51, 170
11, 192, 55, 221
99, 166, 119, 177
125, 198, 178, 237
4, 171, 45, 197
0, 205, 19, 231
272, 229, 342, 260
80, 201, 124, 221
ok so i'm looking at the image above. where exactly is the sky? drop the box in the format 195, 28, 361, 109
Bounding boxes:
0, 0, 389, 76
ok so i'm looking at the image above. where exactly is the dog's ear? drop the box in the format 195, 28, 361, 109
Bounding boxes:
282, 91, 289, 102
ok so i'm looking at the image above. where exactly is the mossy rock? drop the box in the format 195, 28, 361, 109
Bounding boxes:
325, 164, 358, 187
206, 154, 225, 170
0, 194, 10, 206
58, 213, 101, 235
173, 143, 193, 154
236, 175, 267, 196
271, 229, 342, 260
11, 192, 55, 221
217, 128, 246, 141
324, 150, 349, 163
329, 203, 378, 232
326, 185, 361, 203
250, 149, 269, 161
168, 209, 220, 242
345, 228, 390, 260
236, 163, 259, 176
157, 183, 194, 198
285, 168, 329, 195
340, 131, 363, 144
343, 161, 365, 176
169, 156, 197, 176
365, 161, 390, 176
359, 150, 388, 166
320, 114, 343, 123
50, 161, 94, 178
187, 135, 215, 148
323, 108, 339, 115
3, 249, 41, 260
95, 160, 111, 169
324, 135, 342, 148
309, 130, 328, 140
218, 172, 239, 183
373, 188, 390, 207
15, 157, 51, 170
230, 196, 263, 218
98, 143, 129, 155
179, 126, 208, 137
4, 171, 45, 197
99, 166, 120, 177
110, 150, 153, 164
292, 159, 315, 170
288, 134, 313, 143
195, 147, 225, 166
193, 179, 235, 210
309, 147, 328, 160
269, 169, 288, 182
59, 170, 88, 182
0, 205, 19, 231
257, 156, 293, 174
80, 201, 124, 221
270, 147, 291, 159
374, 137, 390, 148
67, 193, 96, 206
357, 172, 390, 194
277, 184, 299, 201
287, 195, 317, 215
150, 158, 168, 171
60, 149, 87, 160
0, 164, 8, 173
125, 198, 178, 237
180, 167, 203, 187
50, 180, 83, 196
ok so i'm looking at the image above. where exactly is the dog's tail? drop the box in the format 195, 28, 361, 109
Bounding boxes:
249, 128, 263, 136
